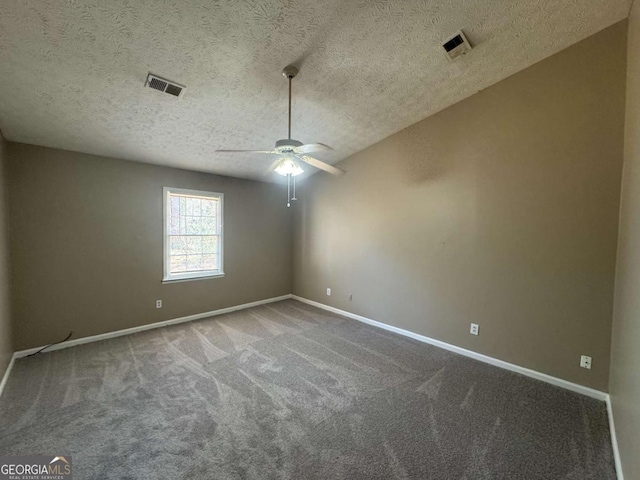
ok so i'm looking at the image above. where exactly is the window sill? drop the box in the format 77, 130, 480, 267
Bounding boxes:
162, 272, 225, 284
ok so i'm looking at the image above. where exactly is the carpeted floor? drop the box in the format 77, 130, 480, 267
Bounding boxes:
0, 300, 615, 479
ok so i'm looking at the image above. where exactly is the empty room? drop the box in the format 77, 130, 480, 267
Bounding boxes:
0, 0, 639, 479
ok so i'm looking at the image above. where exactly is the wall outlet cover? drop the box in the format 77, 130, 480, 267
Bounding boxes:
470, 323, 479, 336
580, 355, 592, 369
156, 300, 162, 309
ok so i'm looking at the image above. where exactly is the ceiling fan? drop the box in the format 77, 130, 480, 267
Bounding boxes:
216, 65, 345, 206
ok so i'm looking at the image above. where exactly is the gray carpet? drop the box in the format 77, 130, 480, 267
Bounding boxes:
0, 300, 615, 479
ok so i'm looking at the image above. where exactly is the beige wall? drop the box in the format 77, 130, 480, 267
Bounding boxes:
0, 132, 12, 377
293, 21, 627, 391
7, 143, 292, 351
609, 4, 640, 479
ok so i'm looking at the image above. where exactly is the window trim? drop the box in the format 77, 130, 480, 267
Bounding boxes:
162, 186, 225, 283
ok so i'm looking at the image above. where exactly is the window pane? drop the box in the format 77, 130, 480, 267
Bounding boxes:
170, 255, 187, 273
169, 236, 187, 255
202, 199, 217, 217
179, 215, 186, 235
185, 236, 202, 254
187, 254, 203, 271
185, 216, 198, 235
170, 196, 181, 216
186, 197, 201, 216
201, 236, 218, 254
166, 190, 222, 279
202, 216, 217, 235
203, 254, 218, 270
170, 216, 181, 235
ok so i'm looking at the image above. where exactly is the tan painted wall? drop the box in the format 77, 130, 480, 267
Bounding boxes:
0, 132, 12, 376
609, 5, 640, 479
8, 143, 292, 351
293, 22, 627, 391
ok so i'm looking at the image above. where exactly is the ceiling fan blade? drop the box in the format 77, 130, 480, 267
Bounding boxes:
215, 149, 278, 154
299, 156, 345, 176
293, 143, 333, 154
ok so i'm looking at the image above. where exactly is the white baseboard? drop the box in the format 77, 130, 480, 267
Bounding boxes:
7, 293, 609, 403
606, 395, 624, 480
292, 295, 608, 402
0, 355, 15, 399
13, 294, 293, 359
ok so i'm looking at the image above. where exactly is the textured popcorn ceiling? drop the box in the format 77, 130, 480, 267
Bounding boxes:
0, 0, 631, 182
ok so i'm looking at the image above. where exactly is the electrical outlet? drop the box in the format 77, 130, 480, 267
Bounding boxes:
580, 355, 592, 369
349, 294, 353, 301
327, 288, 331, 296
156, 300, 162, 309
470, 323, 479, 336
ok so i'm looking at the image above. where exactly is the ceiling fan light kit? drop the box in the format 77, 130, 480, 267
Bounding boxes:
274, 156, 304, 177
216, 65, 345, 207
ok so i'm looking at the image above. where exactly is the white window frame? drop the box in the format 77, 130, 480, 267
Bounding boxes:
162, 187, 224, 283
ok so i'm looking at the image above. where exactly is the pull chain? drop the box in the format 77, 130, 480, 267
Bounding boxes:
287, 174, 291, 207
292, 174, 297, 201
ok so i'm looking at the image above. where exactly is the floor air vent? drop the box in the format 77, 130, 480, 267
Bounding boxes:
442, 30, 472, 60
145, 73, 186, 98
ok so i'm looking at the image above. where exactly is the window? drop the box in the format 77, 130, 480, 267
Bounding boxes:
163, 187, 224, 282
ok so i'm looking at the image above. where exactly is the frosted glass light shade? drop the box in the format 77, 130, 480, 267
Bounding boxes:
275, 157, 304, 176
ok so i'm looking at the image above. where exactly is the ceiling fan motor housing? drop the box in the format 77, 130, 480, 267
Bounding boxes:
275, 139, 303, 153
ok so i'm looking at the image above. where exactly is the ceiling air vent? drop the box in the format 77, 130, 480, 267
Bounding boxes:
442, 30, 472, 60
145, 73, 186, 98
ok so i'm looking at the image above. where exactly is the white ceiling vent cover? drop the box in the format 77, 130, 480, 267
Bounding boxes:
442, 31, 472, 60
145, 73, 186, 98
